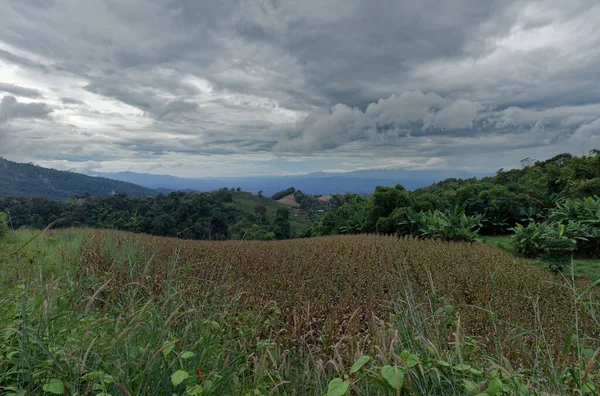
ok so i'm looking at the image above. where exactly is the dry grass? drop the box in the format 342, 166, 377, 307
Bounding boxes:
79, 230, 599, 368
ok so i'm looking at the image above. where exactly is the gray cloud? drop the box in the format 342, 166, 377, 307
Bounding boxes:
0, 82, 42, 98
61, 97, 85, 105
0, 0, 599, 176
0, 95, 51, 123
275, 92, 484, 152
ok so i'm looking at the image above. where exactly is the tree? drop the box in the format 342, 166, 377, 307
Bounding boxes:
272, 187, 296, 200
272, 207, 291, 239
151, 214, 177, 236
254, 205, 267, 225
520, 157, 535, 168
0, 212, 8, 237
257, 190, 263, 198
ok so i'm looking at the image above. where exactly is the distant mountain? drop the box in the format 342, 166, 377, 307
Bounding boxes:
90, 169, 491, 196
0, 158, 157, 200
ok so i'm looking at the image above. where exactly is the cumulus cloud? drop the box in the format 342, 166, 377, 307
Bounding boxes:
275, 92, 482, 152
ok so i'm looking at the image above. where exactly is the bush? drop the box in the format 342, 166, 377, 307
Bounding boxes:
513, 196, 600, 260
0, 212, 8, 237
398, 208, 484, 242
511, 221, 584, 266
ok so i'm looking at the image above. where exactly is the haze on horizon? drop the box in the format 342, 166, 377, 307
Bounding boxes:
0, 0, 599, 178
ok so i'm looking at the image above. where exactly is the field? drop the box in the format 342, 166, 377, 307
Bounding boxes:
1, 229, 600, 395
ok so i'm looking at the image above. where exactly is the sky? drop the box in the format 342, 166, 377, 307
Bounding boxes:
0, 0, 599, 177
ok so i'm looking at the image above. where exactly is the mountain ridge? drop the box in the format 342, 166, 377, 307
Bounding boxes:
89, 169, 491, 195
0, 158, 158, 200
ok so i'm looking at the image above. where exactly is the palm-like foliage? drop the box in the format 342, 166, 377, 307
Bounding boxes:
399, 207, 484, 242
512, 196, 600, 263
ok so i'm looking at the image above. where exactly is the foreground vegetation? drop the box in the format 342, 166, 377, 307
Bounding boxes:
1, 229, 600, 394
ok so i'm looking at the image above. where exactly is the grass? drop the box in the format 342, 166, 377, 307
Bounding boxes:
1, 229, 600, 394
482, 234, 600, 281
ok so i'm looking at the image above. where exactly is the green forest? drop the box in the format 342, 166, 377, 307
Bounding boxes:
0, 189, 301, 241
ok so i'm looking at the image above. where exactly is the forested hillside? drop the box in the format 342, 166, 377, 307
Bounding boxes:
0, 158, 157, 199
305, 152, 600, 237
0, 189, 312, 241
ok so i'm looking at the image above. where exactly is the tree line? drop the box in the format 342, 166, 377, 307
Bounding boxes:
0, 189, 292, 241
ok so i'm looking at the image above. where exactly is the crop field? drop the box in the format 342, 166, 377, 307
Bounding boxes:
1, 229, 600, 394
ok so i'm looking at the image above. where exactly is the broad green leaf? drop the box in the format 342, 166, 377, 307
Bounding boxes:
487, 378, 503, 396
381, 365, 405, 390
43, 379, 64, 394
468, 368, 484, 376
180, 351, 196, 359
437, 360, 452, 367
202, 380, 214, 394
102, 374, 115, 384
463, 379, 480, 393
81, 372, 101, 381
583, 382, 596, 393
186, 385, 204, 396
327, 378, 349, 396
453, 363, 472, 371
162, 341, 176, 357
404, 354, 419, 368
171, 370, 190, 386
350, 355, 370, 373
583, 348, 595, 359
7, 391, 28, 396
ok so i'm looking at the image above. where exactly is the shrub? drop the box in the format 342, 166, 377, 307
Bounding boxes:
513, 196, 600, 260
511, 221, 584, 267
398, 208, 484, 242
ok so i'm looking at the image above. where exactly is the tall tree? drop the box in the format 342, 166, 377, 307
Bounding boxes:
272, 207, 291, 239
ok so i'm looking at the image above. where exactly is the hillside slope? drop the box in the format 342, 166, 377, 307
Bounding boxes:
0, 158, 157, 200
230, 191, 311, 232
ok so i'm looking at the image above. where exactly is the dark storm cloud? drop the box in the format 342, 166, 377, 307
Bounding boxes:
0, 0, 599, 175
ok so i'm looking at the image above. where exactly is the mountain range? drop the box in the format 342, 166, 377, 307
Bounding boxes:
88, 169, 491, 196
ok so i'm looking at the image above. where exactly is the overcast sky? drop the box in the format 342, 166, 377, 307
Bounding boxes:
0, 0, 599, 177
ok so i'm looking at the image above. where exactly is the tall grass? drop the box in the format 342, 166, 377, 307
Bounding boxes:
0, 229, 599, 394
